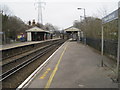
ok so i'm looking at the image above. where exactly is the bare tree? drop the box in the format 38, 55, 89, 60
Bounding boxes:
44, 23, 55, 31
97, 6, 108, 18
0, 4, 13, 16
73, 16, 102, 39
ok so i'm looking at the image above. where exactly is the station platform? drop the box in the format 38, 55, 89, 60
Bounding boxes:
22, 41, 118, 88
1, 38, 60, 51
1, 42, 38, 50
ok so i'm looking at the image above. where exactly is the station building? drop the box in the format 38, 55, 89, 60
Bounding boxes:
26, 26, 50, 41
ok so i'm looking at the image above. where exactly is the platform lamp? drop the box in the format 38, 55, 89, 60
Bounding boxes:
77, 8, 86, 20
77, 8, 86, 45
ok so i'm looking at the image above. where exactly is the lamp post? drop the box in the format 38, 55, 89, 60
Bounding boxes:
77, 8, 86, 44
77, 8, 86, 20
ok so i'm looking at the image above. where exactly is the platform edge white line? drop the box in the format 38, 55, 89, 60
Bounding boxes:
16, 41, 67, 90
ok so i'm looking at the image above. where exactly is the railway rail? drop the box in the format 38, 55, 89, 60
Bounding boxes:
1, 39, 66, 88
2, 42, 59, 73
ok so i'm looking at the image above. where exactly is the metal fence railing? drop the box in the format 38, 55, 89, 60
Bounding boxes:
81, 37, 118, 59
86, 38, 101, 51
104, 39, 118, 58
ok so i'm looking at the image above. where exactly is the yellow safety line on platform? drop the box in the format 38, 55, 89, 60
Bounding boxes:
44, 44, 68, 89
40, 68, 51, 79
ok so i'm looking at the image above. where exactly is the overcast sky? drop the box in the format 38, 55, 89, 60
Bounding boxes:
0, 0, 120, 29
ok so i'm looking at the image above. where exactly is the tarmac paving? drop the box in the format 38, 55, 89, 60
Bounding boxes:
24, 40, 118, 88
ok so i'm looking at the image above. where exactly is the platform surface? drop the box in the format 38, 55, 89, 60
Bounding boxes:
1, 38, 59, 50
24, 41, 118, 88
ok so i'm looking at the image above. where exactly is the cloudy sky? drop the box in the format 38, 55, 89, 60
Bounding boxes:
0, 0, 120, 29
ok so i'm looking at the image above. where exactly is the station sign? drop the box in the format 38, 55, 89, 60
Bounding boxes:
102, 9, 118, 24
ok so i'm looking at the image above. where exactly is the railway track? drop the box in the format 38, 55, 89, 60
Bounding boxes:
1, 39, 58, 60
1, 39, 65, 88
2, 42, 58, 73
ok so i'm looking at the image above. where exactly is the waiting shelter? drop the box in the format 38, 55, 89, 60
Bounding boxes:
64, 26, 81, 40
26, 26, 49, 41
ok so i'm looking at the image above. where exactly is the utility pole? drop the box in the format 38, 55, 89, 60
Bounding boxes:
1, 10, 6, 44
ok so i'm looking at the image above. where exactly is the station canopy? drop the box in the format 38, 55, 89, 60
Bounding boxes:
26, 26, 49, 33
64, 27, 81, 33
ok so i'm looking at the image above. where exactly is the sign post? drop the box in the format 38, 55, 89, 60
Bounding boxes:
102, 5, 120, 82
101, 9, 118, 67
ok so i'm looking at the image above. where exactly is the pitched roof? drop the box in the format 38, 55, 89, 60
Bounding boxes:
64, 27, 81, 32
26, 26, 49, 33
